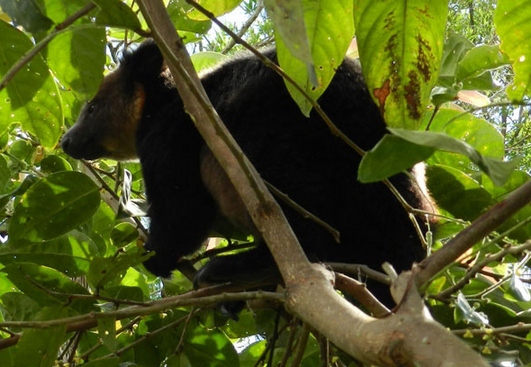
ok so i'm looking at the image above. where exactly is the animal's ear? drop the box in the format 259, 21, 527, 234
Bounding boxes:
121, 40, 165, 82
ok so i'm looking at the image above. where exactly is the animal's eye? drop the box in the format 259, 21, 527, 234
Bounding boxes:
87, 103, 96, 114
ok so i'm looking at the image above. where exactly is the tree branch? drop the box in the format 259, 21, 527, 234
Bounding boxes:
416, 179, 531, 288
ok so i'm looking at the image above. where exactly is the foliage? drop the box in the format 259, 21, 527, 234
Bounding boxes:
0, 0, 530, 366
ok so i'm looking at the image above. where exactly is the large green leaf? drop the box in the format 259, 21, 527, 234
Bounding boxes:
0, 0, 53, 34
358, 135, 433, 182
14, 312, 66, 367
168, 0, 212, 34
2, 263, 95, 313
0, 21, 62, 148
93, 0, 142, 30
9, 171, 100, 245
46, 28, 106, 100
427, 109, 505, 158
184, 318, 240, 367
354, 0, 448, 129
495, 0, 531, 101
188, 0, 241, 20
427, 165, 494, 222
456, 45, 510, 83
275, 0, 355, 116
39, 0, 106, 100
391, 128, 518, 186
359, 108, 509, 183
39, 0, 87, 23
265, 0, 313, 70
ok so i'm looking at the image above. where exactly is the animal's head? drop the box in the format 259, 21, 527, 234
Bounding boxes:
61, 41, 165, 161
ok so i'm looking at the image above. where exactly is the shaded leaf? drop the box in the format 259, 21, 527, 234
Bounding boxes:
426, 165, 494, 221
93, 0, 142, 30
0, 253, 89, 277
2, 263, 95, 313
13, 311, 66, 367
9, 172, 100, 245
0, 0, 53, 34
265, 0, 313, 65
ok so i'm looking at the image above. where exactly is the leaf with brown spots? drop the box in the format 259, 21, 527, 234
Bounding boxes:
354, 0, 448, 129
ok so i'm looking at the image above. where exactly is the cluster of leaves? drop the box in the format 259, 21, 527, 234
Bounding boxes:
0, 0, 530, 366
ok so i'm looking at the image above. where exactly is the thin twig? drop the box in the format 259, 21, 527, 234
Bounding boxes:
221, 0, 265, 54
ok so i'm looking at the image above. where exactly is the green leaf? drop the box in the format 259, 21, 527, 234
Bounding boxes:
456, 45, 510, 83
0, 0, 53, 34
98, 318, 118, 352
495, 0, 531, 101
14, 319, 66, 367
426, 108, 505, 158
426, 165, 494, 221
390, 128, 518, 186
2, 263, 94, 312
111, 222, 139, 248
93, 0, 142, 30
40, 155, 72, 174
265, 0, 313, 66
79, 358, 120, 367
168, 0, 212, 34
9, 171, 100, 245
184, 319, 239, 367
188, 0, 241, 20
0, 21, 63, 147
0, 253, 89, 277
354, 0, 448, 128
1, 293, 41, 322
46, 28, 106, 100
88, 249, 149, 289
40, 0, 88, 24
358, 135, 433, 183
275, 0, 355, 116
191, 51, 229, 71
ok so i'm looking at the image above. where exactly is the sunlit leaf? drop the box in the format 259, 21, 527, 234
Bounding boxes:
456, 45, 510, 82
354, 0, 448, 128
0, 21, 62, 147
495, 0, 531, 101
275, 0, 354, 116
191, 51, 228, 71
188, 0, 240, 20
168, 0, 212, 34
46, 28, 106, 100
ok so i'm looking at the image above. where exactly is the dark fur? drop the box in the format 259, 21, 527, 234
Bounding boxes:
62, 41, 434, 304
